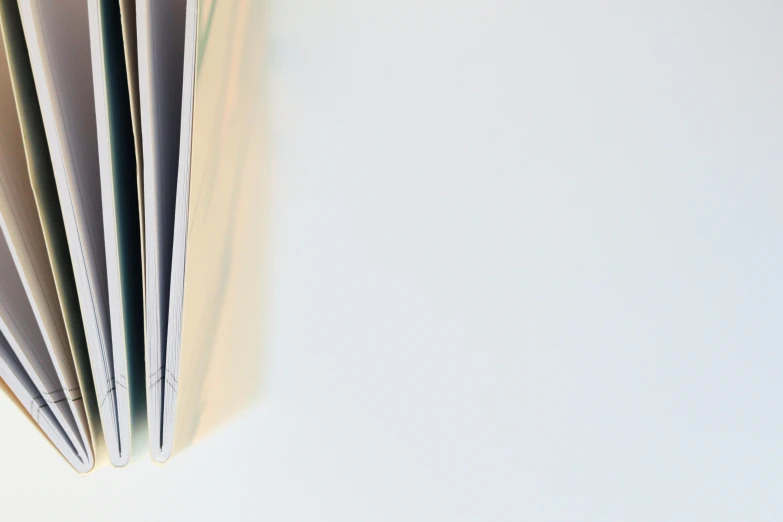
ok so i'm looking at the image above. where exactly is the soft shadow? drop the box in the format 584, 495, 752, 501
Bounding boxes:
170, 0, 268, 457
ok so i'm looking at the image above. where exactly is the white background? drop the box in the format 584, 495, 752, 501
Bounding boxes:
3, 0, 783, 520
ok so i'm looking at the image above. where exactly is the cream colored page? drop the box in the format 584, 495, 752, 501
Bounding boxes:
167, 0, 265, 457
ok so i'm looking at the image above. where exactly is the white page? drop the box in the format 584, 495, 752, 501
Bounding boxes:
88, 0, 146, 466
18, 0, 120, 463
0, 333, 88, 472
0, 220, 89, 465
136, 0, 187, 458
0, 3, 92, 470
159, 0, 198, 462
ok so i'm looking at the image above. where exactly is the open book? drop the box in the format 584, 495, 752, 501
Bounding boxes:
0, 0, 262, 471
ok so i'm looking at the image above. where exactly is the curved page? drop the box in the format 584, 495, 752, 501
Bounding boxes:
18, 0, 120, 463
0, 334, 88, 472
87, 0, 146, 465
0, 223, 89, 469
136, 0, 187, 459
163, 0, 264, 461
0, 0, 94, 471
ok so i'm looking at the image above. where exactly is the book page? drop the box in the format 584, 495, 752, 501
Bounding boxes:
163, 0, 265, 460
18, 0, 119, 462
88, 0, 146, 465
0, 220, 90, 465
0, 0, 93, 469
118, 0, 145, 257
0, 0, 104, 469
136, 0, 187, 457
0, 332, 89, 472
